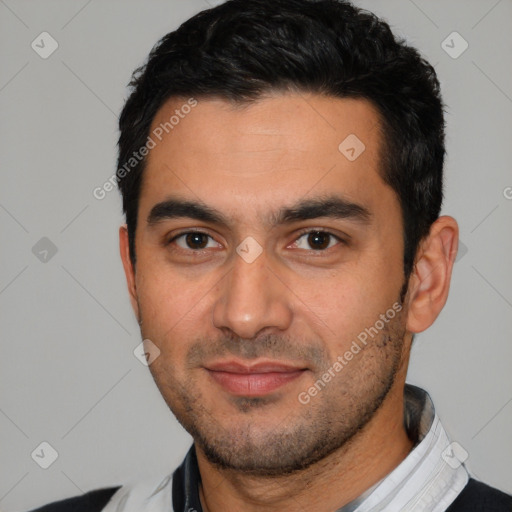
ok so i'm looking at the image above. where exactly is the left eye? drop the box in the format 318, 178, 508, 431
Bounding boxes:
292, 231, 341, 251
172, 232, 221, 250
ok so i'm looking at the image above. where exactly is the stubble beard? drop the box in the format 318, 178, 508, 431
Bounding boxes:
143, 304, 408, 477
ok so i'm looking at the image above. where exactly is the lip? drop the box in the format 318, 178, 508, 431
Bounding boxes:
204, 359, 307, 396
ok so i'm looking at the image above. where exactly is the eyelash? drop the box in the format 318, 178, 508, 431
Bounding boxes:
166, 229, 347, 253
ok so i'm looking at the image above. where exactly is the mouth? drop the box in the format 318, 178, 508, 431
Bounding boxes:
204, 360, 308, 397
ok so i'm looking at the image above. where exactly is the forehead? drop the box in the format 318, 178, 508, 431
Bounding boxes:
139, 93, 395, 225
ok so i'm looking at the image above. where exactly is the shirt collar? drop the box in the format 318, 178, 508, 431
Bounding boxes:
102, 384, 469, 512
345, 384, 469, 512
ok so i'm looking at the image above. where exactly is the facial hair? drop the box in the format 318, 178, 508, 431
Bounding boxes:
142, 298, 408, 477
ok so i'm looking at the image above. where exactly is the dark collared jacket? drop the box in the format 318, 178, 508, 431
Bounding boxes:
30, 447, 512, 512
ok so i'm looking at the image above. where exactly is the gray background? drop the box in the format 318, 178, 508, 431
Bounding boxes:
1, 0, 511, 510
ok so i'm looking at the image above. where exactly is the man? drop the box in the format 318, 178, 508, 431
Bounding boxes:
31, 0, 511, 510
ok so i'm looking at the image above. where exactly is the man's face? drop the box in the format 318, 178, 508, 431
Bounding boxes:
125, 93, 411, 475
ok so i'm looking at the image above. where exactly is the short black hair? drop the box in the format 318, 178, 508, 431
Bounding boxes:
117, 0, 445, 281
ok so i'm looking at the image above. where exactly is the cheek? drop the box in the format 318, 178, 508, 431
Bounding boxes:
298, 263, 402, 353
134, 263, 217, 357
135, 267, 190, 336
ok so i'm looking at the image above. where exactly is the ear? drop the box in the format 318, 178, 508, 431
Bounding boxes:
406, 216, 459, 333
119, 225, 140, 321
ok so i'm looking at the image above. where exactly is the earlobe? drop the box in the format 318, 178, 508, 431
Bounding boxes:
406, 216, 459, 333
119, 225, 140, 321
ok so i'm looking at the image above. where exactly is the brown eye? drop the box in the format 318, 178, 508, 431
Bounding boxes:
170, 232, 221, 251
293, 231, 341, 251
184, 233, 209, 249
307, 231, 331, 250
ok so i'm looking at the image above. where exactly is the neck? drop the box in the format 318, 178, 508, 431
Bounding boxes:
196, 381, 414, 512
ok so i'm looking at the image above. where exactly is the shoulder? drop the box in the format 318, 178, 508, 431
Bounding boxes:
27, 472, 174, 512
446, 478, 512, 512
27, 487, 121, 512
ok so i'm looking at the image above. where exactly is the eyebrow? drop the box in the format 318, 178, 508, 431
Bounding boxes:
147, 195, 372, 229
272, 196, 371, 226
147, 199, 228, 226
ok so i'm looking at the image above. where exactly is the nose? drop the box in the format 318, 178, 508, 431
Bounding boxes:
212, 247, 293, 339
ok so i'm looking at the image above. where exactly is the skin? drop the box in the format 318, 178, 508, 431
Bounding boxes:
120, 92, 459, 512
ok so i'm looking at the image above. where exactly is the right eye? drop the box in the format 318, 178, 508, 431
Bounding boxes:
168, 232, 222, 251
